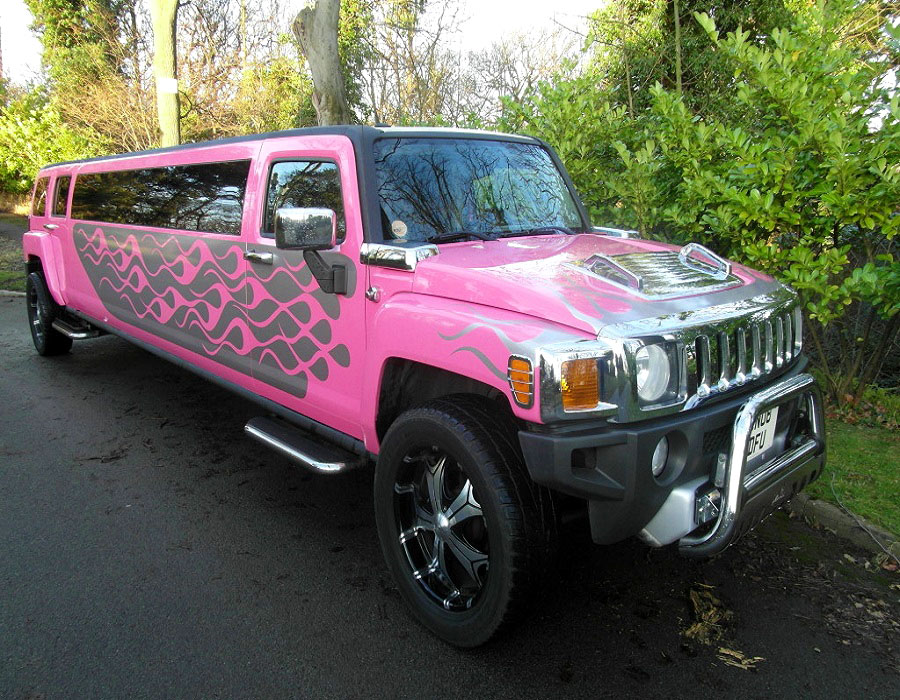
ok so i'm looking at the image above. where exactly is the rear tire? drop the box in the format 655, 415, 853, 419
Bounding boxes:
26, 271, 72, 356
374, 396, 555, 647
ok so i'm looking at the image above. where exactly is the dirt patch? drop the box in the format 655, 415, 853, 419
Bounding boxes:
0, 193, 29, 215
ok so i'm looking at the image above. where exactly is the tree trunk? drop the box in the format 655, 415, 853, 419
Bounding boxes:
150, 0, 181, 147
673, 0, 682, 94
292, 0, 352, 126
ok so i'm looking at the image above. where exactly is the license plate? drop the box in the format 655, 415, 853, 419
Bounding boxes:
746, 406, 779, 460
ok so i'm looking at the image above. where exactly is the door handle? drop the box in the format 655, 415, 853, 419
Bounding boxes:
244, 250, 274, 265
43, 223, 59, 231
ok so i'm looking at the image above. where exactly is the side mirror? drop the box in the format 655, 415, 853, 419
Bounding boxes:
274, 207, 337, 251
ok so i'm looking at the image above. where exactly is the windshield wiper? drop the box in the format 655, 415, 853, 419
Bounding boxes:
425, 230, 498, 243
498, 226, 576, 238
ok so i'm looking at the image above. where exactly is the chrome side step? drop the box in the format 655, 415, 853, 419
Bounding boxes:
51, 317, 101, 339
244, 416, 362, 474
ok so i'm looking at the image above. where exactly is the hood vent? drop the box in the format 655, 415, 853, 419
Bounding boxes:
568, 244, 741, 300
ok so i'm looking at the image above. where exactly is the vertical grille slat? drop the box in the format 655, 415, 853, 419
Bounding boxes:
751, 323, 763, 378
735, 327, 747, 383
718, 331, 731, 385
775, 317, 785, 368
784, 312, 793, 363
696, 335, 711, 395
764, 320, 774, 373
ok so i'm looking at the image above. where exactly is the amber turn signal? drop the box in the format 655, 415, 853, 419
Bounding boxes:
507, 356, 534, 407
560, 358, 599, 411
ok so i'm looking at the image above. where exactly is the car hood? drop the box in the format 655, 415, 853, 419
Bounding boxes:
412, 234, 786, 337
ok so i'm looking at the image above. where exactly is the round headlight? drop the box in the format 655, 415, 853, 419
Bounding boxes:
635, 344, 671, 403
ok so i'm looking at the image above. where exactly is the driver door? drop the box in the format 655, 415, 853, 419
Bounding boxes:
242, 136, 366, 439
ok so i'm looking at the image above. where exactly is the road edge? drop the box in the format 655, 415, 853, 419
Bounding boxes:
0, 290, 25, 297
788, 493, 899, 558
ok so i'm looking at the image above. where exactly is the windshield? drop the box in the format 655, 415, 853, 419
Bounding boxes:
373, 137, 583, 243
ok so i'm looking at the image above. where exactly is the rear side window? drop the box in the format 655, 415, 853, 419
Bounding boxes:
52, 176, 71, 217
71, 160, 251, 235
263, 161, 345, 240
32, 177, 49, 216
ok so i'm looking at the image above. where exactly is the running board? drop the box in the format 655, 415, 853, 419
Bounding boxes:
51, 317, 101, 339
244, 416, 362, 474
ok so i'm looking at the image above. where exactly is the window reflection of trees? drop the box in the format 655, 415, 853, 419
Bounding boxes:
52, 176, 71, 216
374, 139, 581, 241
32, 178, 49, 216
263, 161, 346, 240
72, 161, 251, 235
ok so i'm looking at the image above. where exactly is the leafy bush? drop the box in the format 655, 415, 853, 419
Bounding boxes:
0, 90, 103, 193
502, 4, 899, 402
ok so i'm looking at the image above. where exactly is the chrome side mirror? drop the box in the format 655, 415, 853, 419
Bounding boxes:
274, 207, 337, 251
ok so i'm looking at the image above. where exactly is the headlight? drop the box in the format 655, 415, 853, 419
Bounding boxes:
635, 344, 671, 403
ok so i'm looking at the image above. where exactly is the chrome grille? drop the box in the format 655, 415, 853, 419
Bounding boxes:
691, 307, 802, 399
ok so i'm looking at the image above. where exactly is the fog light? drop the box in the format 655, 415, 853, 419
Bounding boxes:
651, 436, 669, 478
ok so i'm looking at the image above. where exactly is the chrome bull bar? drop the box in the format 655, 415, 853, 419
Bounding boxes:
678, 372, 825, 558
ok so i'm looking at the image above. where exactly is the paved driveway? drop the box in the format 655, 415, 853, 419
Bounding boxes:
0, 298, 896, 698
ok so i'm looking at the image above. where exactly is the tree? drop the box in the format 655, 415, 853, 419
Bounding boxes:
25, 0, 156, 152
355, 0, 463, 125
292, 0, 353, 125
463, 29, 579, 126
586, 0, 796, 118
150, 0, 181, 146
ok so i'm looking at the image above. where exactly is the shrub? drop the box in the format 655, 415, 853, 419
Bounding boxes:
0, 90, 102, 193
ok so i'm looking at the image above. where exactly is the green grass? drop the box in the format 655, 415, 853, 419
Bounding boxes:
0, 238, 25, 292
0, 213, 27, 225
0, 214, 27, 293
807, 420, 900, 535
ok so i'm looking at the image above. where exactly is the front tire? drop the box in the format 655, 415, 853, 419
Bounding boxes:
26, 271, 72, 356
374, 396, 554, 647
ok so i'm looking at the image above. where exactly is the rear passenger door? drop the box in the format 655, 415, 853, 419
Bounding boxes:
47, 174, 72, 288
242, 137, 366, 438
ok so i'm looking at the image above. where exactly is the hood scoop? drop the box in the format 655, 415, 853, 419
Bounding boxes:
568, 243, 742, 300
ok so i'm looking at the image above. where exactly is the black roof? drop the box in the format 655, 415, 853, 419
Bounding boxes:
41, 125, 538, 170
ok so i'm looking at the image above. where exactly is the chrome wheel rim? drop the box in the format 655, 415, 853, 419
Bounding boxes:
27, 282, 44, 345
393, 446, 489, 612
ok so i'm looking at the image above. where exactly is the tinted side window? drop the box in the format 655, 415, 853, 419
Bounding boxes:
71, 160, 251, 235
32, 177, 49, 216
263, 161, 345, 241
52, 176, 71, 217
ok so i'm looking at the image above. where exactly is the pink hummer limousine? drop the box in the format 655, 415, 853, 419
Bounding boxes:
25, 126, 825, 646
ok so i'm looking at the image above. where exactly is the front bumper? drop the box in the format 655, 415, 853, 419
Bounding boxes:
518, 369, 825, 557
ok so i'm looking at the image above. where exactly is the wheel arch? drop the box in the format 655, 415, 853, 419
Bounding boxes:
22, 232, 65, 306
361, 294, 566, 451
374, 358, 514, 443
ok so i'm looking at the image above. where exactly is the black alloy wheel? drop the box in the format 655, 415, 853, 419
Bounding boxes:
374, 396, 555, 647
26, 271, 72, 356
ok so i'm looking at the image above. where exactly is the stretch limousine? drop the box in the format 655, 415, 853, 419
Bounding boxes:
24, 126, 825, 646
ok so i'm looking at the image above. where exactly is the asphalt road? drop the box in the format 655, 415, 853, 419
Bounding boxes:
0, 296, 897, 699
